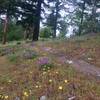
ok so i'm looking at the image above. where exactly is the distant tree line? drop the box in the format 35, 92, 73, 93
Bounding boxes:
0, 0, 100, 44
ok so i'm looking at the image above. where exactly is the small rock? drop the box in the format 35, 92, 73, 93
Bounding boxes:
40, 95, 47, 100
0, 48, 13, 56
66, 60, 73, 64
22, 50, 37, 59
88, 58, 92, 61
97, 74, 100, 77
43, 47, 52, 51
68, 96, 76, 100
15, 97, 20, 100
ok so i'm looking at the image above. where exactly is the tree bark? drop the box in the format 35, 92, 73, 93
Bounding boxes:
2, 15, 8, 44
32, 0, 42, 41
78, 0, 85, 36
91, 0, 97, 33
53, 0, 59, 38
25, 26, 30, 40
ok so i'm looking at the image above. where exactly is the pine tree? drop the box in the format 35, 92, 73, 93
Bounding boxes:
0, 0, 16, 44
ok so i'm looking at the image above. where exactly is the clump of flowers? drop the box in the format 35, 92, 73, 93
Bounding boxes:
38, 57, 49, 65
0, 94, 3, 99
37, 57, 53, 71
0, 94, 9, 99
64, 80, 68, 83
5, 95, 9, 99
49, 79, 53, 83
22, 49, 38, 60
8, 80, 12, 83
35, 85, 39, 88
23, 91, 29, 97
58, 86, 63, 90
55, 71, 59, 74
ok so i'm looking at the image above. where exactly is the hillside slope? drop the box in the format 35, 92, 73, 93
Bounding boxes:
0, 34, 100, 100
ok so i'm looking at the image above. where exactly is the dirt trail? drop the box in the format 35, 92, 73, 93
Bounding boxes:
50, 50, 100, 79
71, 59, 100, 78
0, 57, 8, 67
39, 44, 100, 79
0, 57, 13, 72
0, 44, 100, 80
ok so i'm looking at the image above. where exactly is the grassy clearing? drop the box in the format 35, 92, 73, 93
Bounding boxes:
0, 35, 100, 100
0, 57, 100, 100
44, 34, 100, 67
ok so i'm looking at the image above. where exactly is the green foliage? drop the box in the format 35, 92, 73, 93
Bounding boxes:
0, 23, 3, 41
0, 23, 24, 42
8, 53, 18, 63
82, 20, 100, 34
41, 64, 53, 71
46, 10, 56, 30
40, 27, 52, 38
22, 49, 38, 60
16, 41, 21, 45
73, 0, 100, 36
7, 24, 24, 41
59, 19, 68, 38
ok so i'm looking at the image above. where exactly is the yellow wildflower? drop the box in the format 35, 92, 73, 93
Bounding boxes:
5, 95, 8, 99
49, 79, 52, 83
0, 94, 2, 97
24, 92, 29, 97
35, 85, 39, 88
30, 71, 32, 74
43, 68, 46, 71
58, 86, 63, 90
64, 80, 68, 83
48, 67, 50, 70
48, 70, 50, 72
43, 72, 46, 75
55, 71, 59, 74
8, 80, 12, 83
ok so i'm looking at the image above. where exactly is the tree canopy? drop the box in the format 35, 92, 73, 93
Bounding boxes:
0, 0, 100, 43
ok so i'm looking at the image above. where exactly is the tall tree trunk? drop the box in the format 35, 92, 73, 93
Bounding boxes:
2, 15, 8, 44
91, 0, 97, 33
25, 26, 30, 40
78, 0, 85, 36
32, 0, 42, 41
26, 30, 30, 39
53, 0, 59, 38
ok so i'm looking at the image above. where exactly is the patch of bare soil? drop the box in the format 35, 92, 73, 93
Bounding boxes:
71, 59, 100, 79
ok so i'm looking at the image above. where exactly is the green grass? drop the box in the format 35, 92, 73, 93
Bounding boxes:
8, 53, 18, 63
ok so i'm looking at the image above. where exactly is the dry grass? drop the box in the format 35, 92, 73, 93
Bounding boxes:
0, 35, 100, 100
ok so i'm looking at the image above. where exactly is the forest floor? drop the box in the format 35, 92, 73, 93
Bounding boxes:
0, 34, 100, 100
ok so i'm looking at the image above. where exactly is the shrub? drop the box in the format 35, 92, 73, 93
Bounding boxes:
8, 49, 38, 63
37, 57, 53, 71
7, 25, 24, 41
0, 47, 14, 56
22, 49, 38, 59
40, 27, 52, 38
16, 41, 21, 45
41, 64, 53, 71
8, 53, 18, 63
